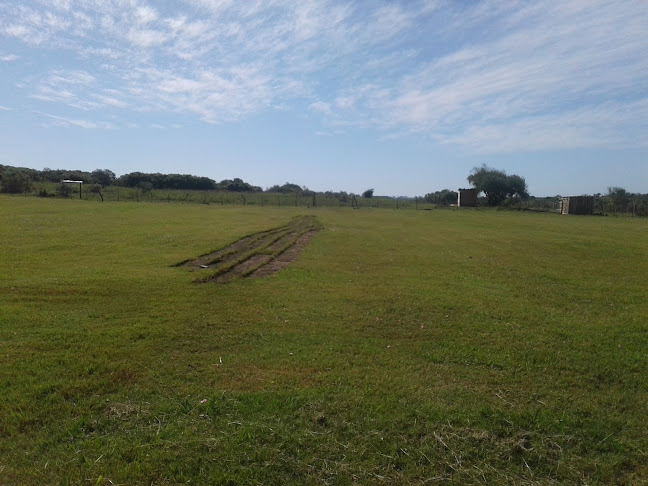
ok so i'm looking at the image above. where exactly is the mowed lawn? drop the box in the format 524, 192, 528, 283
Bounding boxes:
0, 197, 646, 485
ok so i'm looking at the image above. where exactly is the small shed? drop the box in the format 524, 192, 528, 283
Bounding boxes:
458, 188, 478, 207
560, 196, 593, 215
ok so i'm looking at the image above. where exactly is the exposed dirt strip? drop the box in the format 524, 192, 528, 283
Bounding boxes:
177, 215, 320, 283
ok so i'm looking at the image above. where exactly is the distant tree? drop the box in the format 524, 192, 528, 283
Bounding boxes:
0, 170, 33, 195
362, 188, 374, 198
63, 170, 91, 183
117, 172, 146, 187
90, 184, 104, 202
195, 176, 217, 191
424, 189, 457, 205
607, 186, 628, 203
607, 186, 629, 213
41, 167, 64, 182
57, 182, 73, 198
91, 169, 116, 187
117, 171, 217, 191
467, 165, 529, 206
216, 178, 261, 192
138, 181, 153, 193
267, 182, 302, 193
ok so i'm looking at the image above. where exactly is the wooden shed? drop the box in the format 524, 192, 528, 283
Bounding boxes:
560, 196, 593, 215
458, 188, 478, 207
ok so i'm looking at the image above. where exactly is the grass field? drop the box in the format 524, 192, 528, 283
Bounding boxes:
1, 196, 646, 485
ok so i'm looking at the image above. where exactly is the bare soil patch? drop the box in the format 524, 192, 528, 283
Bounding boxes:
177, 215, 320, 283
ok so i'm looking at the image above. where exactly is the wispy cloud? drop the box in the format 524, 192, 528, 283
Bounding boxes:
41, 112, 116, 129
0, 0, 646, 152
91, 92, 129, 109
30, 69, 101, 110
0, 4, 72, 44
309, 0, 648, 151
1, 54, 19, 61
437, 100, 648, 153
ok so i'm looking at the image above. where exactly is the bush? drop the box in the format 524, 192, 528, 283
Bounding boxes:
0, 171, 33, 194
57, 183, 73, 198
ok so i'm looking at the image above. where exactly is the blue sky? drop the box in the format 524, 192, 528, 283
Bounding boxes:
0, 0, 646, 197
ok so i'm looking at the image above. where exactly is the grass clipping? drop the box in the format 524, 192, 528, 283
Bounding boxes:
178, 215, 321, 283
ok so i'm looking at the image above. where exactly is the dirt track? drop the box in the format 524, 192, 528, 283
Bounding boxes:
178, 215, 320, 283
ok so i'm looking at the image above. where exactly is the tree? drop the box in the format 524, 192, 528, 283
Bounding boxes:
90, 184, 104, 202
506, 174, 529, 200
138, 181, 153, 193
607, 186, 629, 213
216, 178, 261, 192
467, 165, 529, 206
362, 188, 374, 198
57, 182, 73, 198
0, 170, 32, 194
63, 170, 90, 183
267, 182, 302, 193
424, 189, 457, 205
91, 169, 116, 187
116, 171, 217, 191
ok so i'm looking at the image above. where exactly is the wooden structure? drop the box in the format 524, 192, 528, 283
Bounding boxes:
457, 188, 478, 207
560, 196, 593, 215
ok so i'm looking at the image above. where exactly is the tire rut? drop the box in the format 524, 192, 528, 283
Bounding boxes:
176, 215, 321, 283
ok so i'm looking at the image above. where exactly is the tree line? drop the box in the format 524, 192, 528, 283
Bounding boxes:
1, 163, 646, 215
0, 165, 264, 193
0, 164, 365, 200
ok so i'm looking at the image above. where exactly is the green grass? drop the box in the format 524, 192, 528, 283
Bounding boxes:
0, 196, 646, 484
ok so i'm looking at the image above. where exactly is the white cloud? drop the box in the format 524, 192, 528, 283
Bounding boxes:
0, 0, 645, 150
31, 86, 75, 103
190, 0, 235, 14
0, 4, 71, 44
438, 100, 648, 153
49, 70, 96, 86
92, 92, 128, 109
158, 76, 205, 94
50, 0, 71, 11
1, 54, 19, 61
29, 69, 102, 109
309, 101, 332, 115
308, 0, 648, 152
135, 6, 158, 26
41, 112, 115, 129
125, 28, 168, 48
4, 24, 30, 39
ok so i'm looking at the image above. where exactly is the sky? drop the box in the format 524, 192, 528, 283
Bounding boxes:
0, 0, 646, 197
